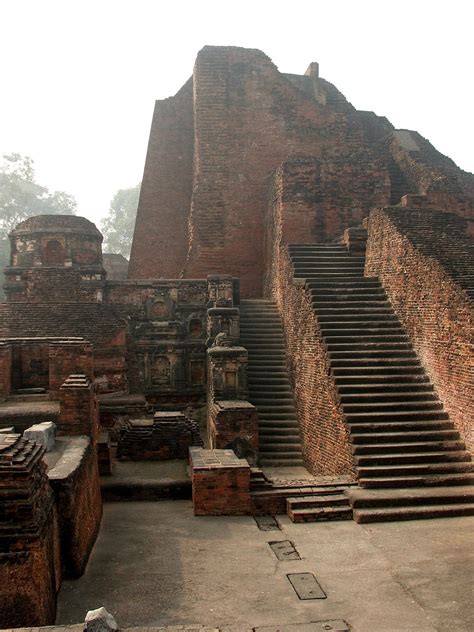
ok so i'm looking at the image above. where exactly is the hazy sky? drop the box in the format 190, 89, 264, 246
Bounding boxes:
1, 0, 472, 226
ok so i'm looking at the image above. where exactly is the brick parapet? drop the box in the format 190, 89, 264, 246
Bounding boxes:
366, 207, 474, 452
272, 247, 355, 476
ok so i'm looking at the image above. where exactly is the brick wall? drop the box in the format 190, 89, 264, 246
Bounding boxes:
264, 154, 389, 292
48, 437, 102, 578
272, 250, 355, 476
182, 46, 366, 297
366, 206, 474, 452
49, 342, 94, 398
128, 79, 194, 279
0, 342, 11, 398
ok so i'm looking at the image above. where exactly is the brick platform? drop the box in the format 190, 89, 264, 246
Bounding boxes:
190, 447, 251, 515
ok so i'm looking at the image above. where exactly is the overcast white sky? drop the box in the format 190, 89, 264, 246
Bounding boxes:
1, 0, 473, 226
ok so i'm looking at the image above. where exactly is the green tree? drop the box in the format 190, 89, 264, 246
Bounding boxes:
101, 183, 140, 258
0, 153, 77, 300
0, 153, 77, 237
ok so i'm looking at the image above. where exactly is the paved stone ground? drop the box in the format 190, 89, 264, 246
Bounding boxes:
56, 501, 474, 632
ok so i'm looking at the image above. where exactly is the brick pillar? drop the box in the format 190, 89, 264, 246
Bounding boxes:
48, 340, 93, 398
190, 447, 251, 515
0, 434, 60, 627
0, 342, 12, 400
58, 374, 99, 442
207, 274, 234, 307
207, 307, 240, 344
207, 345, 248, 401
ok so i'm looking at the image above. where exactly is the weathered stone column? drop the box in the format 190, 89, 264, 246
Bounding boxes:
207, 341, 248, 401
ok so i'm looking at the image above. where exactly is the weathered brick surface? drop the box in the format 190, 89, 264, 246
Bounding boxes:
128, 79, 194, 279
0, 342, 12, 399
117, 412, 202, 460
58, 375, 99, 440
49, 343, 93, 398
190, 447, 251, 515
0, 435, 61, 627
47, 437, 102, 578
208, 399, 258, 454
271, 250, 355, 477
264, 155, 388, 293
366, 206, 474, 452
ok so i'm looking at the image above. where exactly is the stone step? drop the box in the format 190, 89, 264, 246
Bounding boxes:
332, 366, 425, 376
255, 405, 296, 413
288, 504, 353, 523
340, 391, 437, 403
343, 400, 443, 413
259, 436, 301, 445
358, 472, 474, 488
349, 485, 474, 508
287, 494, 349, 509
322, 328, 406, 337
350, 429, 460, 444
334, 373, 429, 384
352, 440, 466, 455
258, 419, 299, 428
338, 383, 433, 394
331, 358, 421, 368
345, 409, 449, 422
355, 451, 472, 466
258, 412, 299, 420
314, 303, 392, 311
259, 442, 303, 452
330, 350, 417, 360
349, 420, 454, 434
353, 503, 474, 523
357, 461, 474, 478
259, 455, 305, 465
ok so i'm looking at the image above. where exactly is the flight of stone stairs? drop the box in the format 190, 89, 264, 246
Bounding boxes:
239, 300, 304, 467
288, 243, 474, 522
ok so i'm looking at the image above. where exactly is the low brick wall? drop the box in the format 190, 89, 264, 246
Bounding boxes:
271, 248, 355, 477
366, 206, 474, 453
47, 437, 102, 578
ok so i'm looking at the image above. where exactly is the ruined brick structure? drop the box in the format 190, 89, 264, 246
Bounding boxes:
129, 46, 473, 297
0, 46, 473, 557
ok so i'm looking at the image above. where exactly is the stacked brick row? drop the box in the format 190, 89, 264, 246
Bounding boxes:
0, 434, 60, 626
117, 412, 203, 460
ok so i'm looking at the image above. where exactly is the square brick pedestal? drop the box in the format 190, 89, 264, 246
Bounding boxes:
190, 447, 251, 516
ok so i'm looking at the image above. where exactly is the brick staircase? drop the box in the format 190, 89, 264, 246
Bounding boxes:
288, 243, 474, 522
240, 300, 303, 467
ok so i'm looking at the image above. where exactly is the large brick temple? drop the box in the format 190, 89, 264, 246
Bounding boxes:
0, 46, 473, 628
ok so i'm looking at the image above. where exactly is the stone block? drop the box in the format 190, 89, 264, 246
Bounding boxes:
85, 607, 118, 632
24, 421, 57, 452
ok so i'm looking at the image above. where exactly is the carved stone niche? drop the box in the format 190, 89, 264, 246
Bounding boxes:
42, 237, 66, 266
187, 313, 204, 339
150, 354, 171, 388
207, 307, 240, 344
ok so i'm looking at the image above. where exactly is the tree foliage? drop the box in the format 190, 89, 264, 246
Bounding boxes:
101, 183, 140, 258
0, 153, 77, 239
